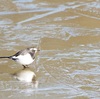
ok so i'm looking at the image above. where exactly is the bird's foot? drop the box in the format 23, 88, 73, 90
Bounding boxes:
22, 65, 29, 69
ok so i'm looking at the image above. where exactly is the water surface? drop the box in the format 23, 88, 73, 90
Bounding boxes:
0, 0, 100, 99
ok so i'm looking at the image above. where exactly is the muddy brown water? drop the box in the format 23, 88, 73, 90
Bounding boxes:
0, 0, 100, 99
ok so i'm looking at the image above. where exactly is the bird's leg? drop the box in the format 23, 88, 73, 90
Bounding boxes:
22, 65, 29, 69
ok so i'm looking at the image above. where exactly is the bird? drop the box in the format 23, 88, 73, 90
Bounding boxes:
12, 67, 38, 87
0, 47, 40, 68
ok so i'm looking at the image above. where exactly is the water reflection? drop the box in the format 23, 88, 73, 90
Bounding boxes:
12, 67, 38, 88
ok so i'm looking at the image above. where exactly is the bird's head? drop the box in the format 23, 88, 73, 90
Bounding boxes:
29, 47, 40, 53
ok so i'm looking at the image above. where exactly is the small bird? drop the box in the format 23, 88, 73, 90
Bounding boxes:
0, 47, 40, 68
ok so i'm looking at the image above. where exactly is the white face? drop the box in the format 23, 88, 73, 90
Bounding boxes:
33, 48, 37, 51
30, 48, 37, 53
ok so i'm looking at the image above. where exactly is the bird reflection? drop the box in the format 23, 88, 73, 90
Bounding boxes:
12, 67, 38, 88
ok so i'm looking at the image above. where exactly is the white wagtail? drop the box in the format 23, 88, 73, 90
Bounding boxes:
0, 47, 40, 68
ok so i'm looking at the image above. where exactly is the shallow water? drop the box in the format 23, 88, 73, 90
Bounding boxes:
0, 0, 100, 99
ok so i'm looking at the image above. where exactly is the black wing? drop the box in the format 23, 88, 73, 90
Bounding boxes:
13, 49, 28, 57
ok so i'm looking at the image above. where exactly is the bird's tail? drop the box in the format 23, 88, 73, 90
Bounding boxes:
0, 56, 11, 59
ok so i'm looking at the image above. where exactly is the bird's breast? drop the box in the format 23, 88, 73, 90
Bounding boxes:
12, 53, 34, 65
